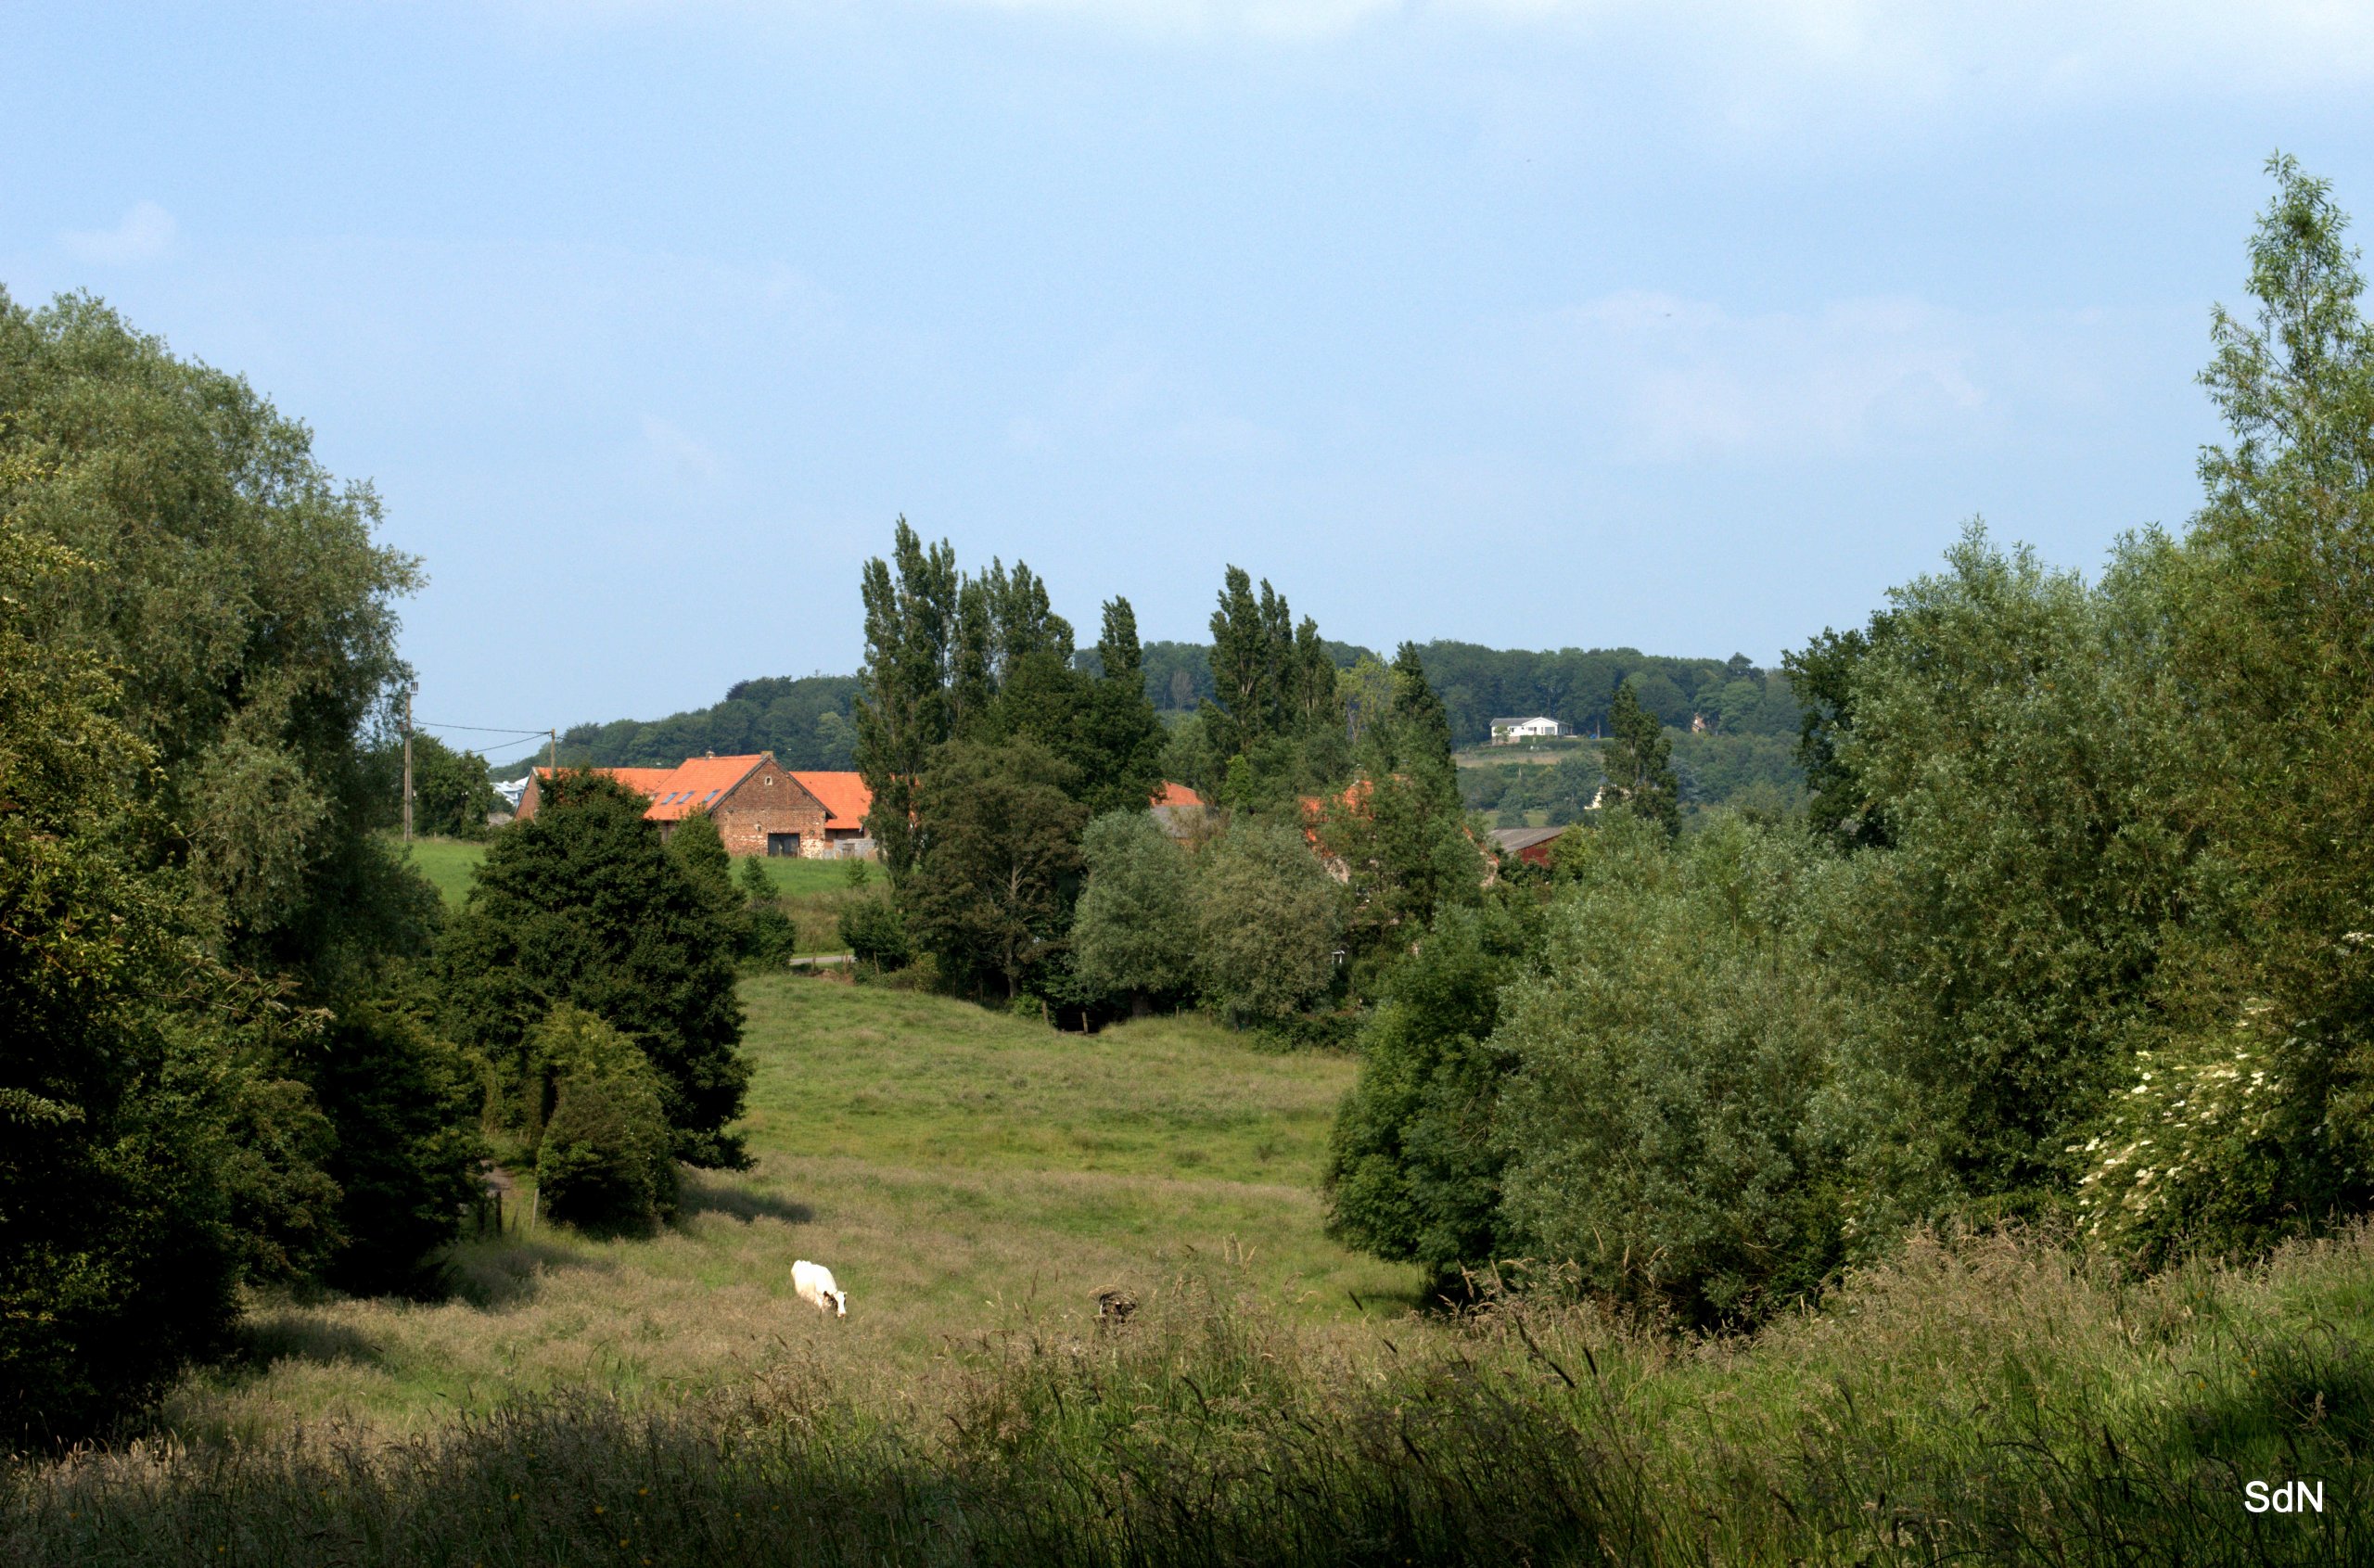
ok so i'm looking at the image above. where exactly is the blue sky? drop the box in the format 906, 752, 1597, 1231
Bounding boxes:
8, 2, 2372, 749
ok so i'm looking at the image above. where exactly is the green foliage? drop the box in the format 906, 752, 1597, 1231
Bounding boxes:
1601, 679, 1680, 836
1833, 527, 2192, 1211
304, 995, 486, 1296
0, 289, 429, 984
1193, 819, 1345, 1027
902, 740, 1089, 998
1493, 815, 1860, 1324
666, 810, 735, 909
1325, 899, 1538, 1280
1070, 810, 1197, 1006
439, 771, 751, 1167
1320, 643, 1481, 994
527, 1007, 677, 1236
0, 468, 248, 1437
539, 674, 861, 777
368, 732, 501, 840
838, 897, 913, 971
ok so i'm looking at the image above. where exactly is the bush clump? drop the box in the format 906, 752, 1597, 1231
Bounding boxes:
527, 1007, 676, 1235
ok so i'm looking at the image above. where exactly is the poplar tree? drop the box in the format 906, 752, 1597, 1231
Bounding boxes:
1603, 679, 1681, 836
854, 520, 958, 882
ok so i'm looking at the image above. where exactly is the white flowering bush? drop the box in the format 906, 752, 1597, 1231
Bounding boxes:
2073, 1000, 2293, 1265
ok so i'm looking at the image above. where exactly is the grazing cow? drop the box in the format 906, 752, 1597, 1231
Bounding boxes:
1095, 1289, 1136, 1327
793, 1259, 848, 1319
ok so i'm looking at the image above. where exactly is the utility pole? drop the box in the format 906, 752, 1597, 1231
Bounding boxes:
548, 728, 557, 774
402, 689, 415, 844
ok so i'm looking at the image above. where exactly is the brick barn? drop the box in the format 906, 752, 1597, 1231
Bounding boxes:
516, 753, 872, 858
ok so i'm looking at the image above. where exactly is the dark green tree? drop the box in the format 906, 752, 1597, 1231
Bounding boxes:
527, 1006, 678, 1236
440, 771, 751, 1167
1325, 899, 1538, 1284
1074, 597, 1166, 817
0, 491, 253, 1438
854, 520, 959, 883
1602, 679, 1680, 836
303, 995, 486, 1296
903, 740, 1091, 999
1781, 617, 1897, 850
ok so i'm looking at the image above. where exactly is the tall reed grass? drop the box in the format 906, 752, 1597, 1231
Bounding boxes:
8, 1227, 2367, 1565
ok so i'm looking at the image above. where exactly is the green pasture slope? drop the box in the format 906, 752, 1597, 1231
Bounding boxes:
394, 834, 867, 910
158, 975, 1416, 1438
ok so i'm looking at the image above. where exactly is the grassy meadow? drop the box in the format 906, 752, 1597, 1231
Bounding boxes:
393, 835, 486, 909
151, 975, 1417, 1444
12, 977, 2369, 1564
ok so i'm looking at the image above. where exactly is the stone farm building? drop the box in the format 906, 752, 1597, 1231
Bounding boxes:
516, 753, 872, 858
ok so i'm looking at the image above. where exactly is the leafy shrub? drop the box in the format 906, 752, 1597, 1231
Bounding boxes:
527, 1007, 676, 1235
1193, 818, 1344, 1027
1493, 814, 1860, 1325
1070, 809, 1196, 1008
839, 897, 912, 971
1326, 899, 1537, 1281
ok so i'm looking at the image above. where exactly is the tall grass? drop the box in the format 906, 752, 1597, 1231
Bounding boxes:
10, 1226, 2366, 1565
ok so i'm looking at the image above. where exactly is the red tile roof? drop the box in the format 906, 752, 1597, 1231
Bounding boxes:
1150, 782, 1204, 808
641, 755, 771, 822
787, 771, 871, 832
538, 764, 678, 797
538, 756, 772, 822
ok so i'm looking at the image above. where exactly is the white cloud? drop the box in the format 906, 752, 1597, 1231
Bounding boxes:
918, 0, 2374, 104
1542, 289, 1997, 461
642, 414, 722, 482
60, 201, 179, 265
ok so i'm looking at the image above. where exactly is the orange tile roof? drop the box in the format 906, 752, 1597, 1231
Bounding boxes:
537, 757, 770, 822
788, 771, 872, 831
1151, 782, 1204, 809
536, 764, 678, 797
641, 755, 770, 822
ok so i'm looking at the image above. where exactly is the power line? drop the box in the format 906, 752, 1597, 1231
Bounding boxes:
415, 720, 554, 737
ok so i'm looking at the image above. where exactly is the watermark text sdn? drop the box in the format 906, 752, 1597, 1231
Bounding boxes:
2244, 1480, 2324, 1514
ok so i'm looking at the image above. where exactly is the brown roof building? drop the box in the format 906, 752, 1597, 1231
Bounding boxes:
517, 754, 873, 859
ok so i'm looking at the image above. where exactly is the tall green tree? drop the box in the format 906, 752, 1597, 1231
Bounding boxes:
1079, 597, 1165, 813
854, 519, 959, 883
2070, 156, 2374, 1258
440, 771, 751, 1167
1602, 679, 1680, 836
0, 289, 432, 986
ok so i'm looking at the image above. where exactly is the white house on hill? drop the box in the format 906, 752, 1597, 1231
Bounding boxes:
1489, 716, 1563, 744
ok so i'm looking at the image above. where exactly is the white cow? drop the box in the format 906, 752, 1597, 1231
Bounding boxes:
793, 1259, 848, 1319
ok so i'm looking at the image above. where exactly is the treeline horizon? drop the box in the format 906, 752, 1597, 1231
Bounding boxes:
520, 638, 1800, 780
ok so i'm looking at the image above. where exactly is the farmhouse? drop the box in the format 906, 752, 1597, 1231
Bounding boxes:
516, 753, 873, 858
1489, 716, 1563, 744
